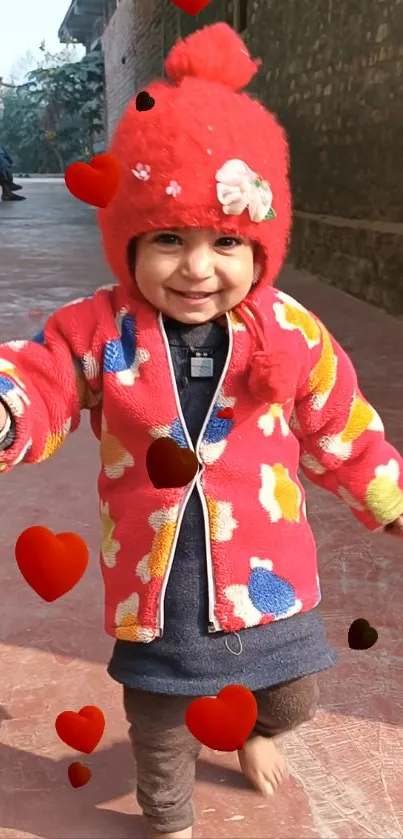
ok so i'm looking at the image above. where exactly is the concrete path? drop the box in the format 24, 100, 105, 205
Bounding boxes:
0, 180, 403, 838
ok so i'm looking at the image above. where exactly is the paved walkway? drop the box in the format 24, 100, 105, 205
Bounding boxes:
0, 180, 403, 838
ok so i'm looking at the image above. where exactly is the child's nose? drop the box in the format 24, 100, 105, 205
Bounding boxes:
181, 248, 214, 281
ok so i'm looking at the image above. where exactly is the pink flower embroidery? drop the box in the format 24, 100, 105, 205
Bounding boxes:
166, 180, 182, 198
132, 163, 151, 181
216, 159, 275, 223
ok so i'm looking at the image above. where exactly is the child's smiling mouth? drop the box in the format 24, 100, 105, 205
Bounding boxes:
170, 289, 216, 302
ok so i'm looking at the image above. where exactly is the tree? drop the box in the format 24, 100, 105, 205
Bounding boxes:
1, 86, 48, 173
26, 51, 105, 170
7, 50, 38, 86
1, 49, 104, 173
7, 41, 82, 84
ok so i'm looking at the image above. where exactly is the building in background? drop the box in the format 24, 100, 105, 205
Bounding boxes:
58, 0, 403, 316
58, 0, 107, 54
58, 0, 112, 152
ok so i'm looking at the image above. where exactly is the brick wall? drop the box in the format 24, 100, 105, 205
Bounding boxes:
102, 0, 176, 137
102, 0, 231, 137
244, 0, 403, 314
245, 0, 403, 222
102, 0, 403, 315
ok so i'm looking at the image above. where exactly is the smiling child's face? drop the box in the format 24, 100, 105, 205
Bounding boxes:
133, 228, 255, 324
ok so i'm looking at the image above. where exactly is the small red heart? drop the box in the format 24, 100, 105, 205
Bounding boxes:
216, 407, 234, 420
146, 437, 199, 489
56, 705, 105, 754
15, 526, 89, 602
28, 308, 44, 321
64, 153, 120, 208
67, 761, 92, 788
170, 0, 212, 13
185, 685, 257, 751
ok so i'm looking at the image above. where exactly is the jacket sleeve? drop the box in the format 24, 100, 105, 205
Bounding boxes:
0, 297, 102, 473
292, 315, 403, 531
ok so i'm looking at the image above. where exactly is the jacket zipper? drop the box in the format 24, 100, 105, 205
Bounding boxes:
194, 314, 233, 632
156, 312, 233, 635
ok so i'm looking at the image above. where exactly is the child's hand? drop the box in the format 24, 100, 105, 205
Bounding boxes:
384, 515, 403, 538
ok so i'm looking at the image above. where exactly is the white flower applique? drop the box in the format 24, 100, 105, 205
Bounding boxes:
215, 159, 276, 223
166, 180, 182, 197
132, 163, 151, 181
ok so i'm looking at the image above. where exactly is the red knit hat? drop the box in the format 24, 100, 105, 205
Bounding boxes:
98, 23, 293, 402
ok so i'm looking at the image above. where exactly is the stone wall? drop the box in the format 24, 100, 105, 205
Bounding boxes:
102, 0, 403, 315
290, 213, 403, 315
102, 0, 178, 137
102, 0, 233, 137
244, 0, 403, 315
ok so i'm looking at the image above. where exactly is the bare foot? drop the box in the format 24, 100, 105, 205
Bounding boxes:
238, 735, 287, 797
147, 828, 192, 838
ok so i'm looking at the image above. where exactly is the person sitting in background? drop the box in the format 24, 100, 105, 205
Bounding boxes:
0, 144, 25, 201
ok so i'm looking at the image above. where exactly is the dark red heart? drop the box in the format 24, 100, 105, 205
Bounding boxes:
348, 618, 378, 650
136, 91, 155, 111
68, 761, 92, 788
146, 438, 199, 489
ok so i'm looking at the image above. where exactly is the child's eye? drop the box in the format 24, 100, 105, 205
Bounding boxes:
154, 233, 182, 246
215, 236, 243, 249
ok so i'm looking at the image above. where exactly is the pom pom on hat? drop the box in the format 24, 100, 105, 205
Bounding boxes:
165, 22, 261, 91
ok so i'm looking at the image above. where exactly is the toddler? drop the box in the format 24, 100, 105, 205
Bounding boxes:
0, 23, 402, 839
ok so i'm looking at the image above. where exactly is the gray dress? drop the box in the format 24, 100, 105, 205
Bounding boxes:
108, 317, 337, 695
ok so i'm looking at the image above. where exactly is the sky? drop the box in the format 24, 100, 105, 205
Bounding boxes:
0, 0, 85, 82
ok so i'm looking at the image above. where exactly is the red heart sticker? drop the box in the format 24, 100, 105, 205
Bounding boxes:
28, 308, 44, 322
15, 526, 89, 602
56, 705, 105, 754
216, 407, 234, 420
68, 761, 92, 788
170, 0, 212, 13
64, 153, 120, 208
146, 437, 199, 489
185, 685, 257, 751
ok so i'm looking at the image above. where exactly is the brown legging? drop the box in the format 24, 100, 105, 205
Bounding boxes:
123, 674, 319, 834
